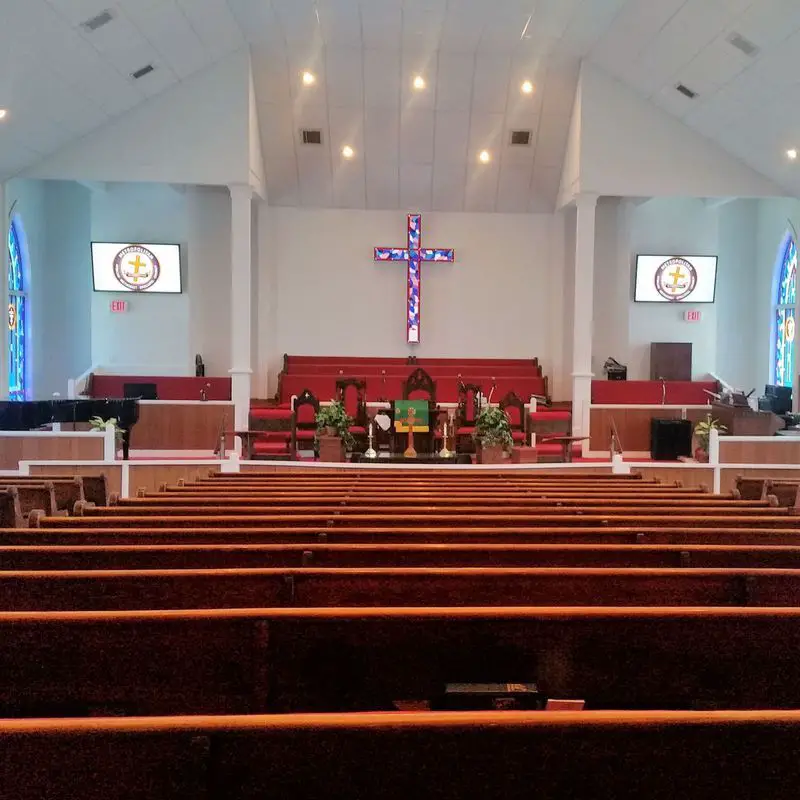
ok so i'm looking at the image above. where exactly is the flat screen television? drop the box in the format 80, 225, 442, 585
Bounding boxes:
91, 242, 182, 293
634, 255, 717, 303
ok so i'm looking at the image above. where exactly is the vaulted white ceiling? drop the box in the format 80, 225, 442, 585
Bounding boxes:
1, 0, 800, 213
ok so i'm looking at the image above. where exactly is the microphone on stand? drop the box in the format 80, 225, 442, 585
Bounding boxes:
487, 377, 497, 405
659, 376, 666, 406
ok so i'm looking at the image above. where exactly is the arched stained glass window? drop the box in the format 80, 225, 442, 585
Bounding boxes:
774, 236, 797, 388
7, 216, 29, 401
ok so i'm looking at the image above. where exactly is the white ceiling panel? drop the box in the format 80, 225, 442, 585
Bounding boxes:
433, 111, 470, 163
260, 104, 296, 159
534, 115, 570, 169
471, 55, 511, 114
467, 113, 505, 158
399, 163, 434, 210
365, 108, 400, 162
366, 161, 400, 209
360, 0, 402, 50
251, 48, 292, 105
401, 51, 438, 109
364, 48, 401, 108
400, 109, 435, 163
436, 53, 475, 111
226, 0, 283, 44
332, 159, 367, 208
464, 162, 500, 212
432, 162, 466, 211
176, 0, 244, 60
326, 50, 365, 107
328, 105, 365, 157
316, 0, 363, 48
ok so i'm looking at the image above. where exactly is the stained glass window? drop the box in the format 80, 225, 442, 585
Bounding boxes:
774, 237, 797, 388
7, 217, 29, 401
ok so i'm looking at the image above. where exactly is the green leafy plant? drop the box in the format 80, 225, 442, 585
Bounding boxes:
693, 414, 727, 453
473, 405, 514, 451
89, 416, 125, 446
315, 401, 355, 449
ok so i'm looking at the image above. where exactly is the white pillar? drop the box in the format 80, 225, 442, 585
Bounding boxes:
229, 184, 254, 437
571, 193, 598, 454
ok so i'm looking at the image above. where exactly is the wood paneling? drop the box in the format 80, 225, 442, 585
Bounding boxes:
239, 464, 615, 475
0, 436, 104, 470
128, 464, 222, 496
631, 467, 715, 490
720, 468, 800, 494
590, 408, 708, 452
28, 465, 122, 498
719, 440, 800, 465
130, 404, 233, 450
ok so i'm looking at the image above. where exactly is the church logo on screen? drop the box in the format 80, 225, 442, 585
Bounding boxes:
113, 245, 161, 291
654, 257, 697, 301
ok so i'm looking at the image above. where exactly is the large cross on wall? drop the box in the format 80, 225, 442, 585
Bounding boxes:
374, 213, 455, 344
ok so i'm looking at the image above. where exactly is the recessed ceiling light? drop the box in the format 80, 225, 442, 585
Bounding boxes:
302, 71, 316, 86
788, 149, 798, 161
413, 75, 426, 90
342, 145, 355, 159
0, 109, 7, 120
521, 80, 534, 95
479, 149, 491, 164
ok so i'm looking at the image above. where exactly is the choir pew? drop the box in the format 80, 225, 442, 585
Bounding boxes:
2, 567, 800, 610
10, 524, 800, 546
7, 543, 800, 570
2, 711, 800, 799
2, 607, 800, 716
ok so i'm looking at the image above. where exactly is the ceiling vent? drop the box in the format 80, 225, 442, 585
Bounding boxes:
301, 129, 323, 145
675, 83, 698, 99
510, 130, 532, 146
81, 10, 114, 32
727, 31, 759, 57
131, 64, 155, 80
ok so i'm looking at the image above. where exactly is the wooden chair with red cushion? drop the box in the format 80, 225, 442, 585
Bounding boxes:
456, 383, 482, 453
291, 389, 320, 457
499, 391, 527, 446
336, 378, 368, 449
403, 367, 437, 404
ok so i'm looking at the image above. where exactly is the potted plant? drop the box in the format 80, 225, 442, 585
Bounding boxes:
315, 401, 355, 461
473, 406, 513, 464
693, 414, 727, 462
89, 416, 125, 455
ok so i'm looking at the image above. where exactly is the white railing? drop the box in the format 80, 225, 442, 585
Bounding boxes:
67, 363, 101, 399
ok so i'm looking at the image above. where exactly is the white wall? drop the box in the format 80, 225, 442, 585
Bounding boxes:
259, 207, 565, 391
91, 183, 231, 378
4, 179, 92, 398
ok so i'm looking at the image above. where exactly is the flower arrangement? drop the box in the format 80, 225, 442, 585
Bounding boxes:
693, 414, 727, 461
89, 415, 125, 446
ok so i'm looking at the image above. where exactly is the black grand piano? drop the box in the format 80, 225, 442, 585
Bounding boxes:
0, 399, 140, 459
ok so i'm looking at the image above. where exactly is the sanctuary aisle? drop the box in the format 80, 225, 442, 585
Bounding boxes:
2, 468, 800, 797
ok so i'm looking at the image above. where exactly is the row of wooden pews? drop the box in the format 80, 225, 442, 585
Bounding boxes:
3, 469, 800, 797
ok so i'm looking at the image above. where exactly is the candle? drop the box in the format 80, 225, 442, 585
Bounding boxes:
369, 421, 373, 437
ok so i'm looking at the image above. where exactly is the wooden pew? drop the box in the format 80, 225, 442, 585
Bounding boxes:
0, 477, 84, 514
6, 542, 800, 571
0, 489, 23, 528
11, 524, 800, 546
2, 607, 800, 716
12, 482, 59, 522
2, 711, 800, 799
2, 566, 800, 611
56, 509, 797, 528
120, 496, 755, 509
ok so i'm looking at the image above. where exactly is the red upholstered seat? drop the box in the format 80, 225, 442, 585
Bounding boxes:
252, 442, 290, 456
295, 430, 316, 440
256, 431, 291, 443
511, 431, 526, 442
529, 411, 571, 422
534, 443, 563, 456
250, 408, 292, 421
457, 426, 475, 435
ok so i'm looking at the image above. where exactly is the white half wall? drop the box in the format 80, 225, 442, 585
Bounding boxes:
259, 207, 565, 393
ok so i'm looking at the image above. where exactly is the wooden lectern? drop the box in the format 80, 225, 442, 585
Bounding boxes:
710, 403, 783, 437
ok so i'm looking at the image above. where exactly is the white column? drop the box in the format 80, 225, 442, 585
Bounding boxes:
229, 184, 254, 438
571, 193, 598, 454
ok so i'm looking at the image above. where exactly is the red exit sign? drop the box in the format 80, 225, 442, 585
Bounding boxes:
110, 300, 128, 313
684, 309, 702, 322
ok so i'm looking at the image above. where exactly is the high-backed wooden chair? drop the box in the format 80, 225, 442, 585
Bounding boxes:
291, 389, 319, 457
500, 391, 527, 445
336, 378, 367, 429
403, 367, 437, 404
455, 383, 482, 453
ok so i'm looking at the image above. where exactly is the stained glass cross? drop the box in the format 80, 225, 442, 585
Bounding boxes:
374, 213, 454, 344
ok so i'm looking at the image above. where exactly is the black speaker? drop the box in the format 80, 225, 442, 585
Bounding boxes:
650, 418, 692, 460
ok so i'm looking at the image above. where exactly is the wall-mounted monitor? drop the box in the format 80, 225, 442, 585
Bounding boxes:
634, 255, 717, 303
91, 242, 182, 293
